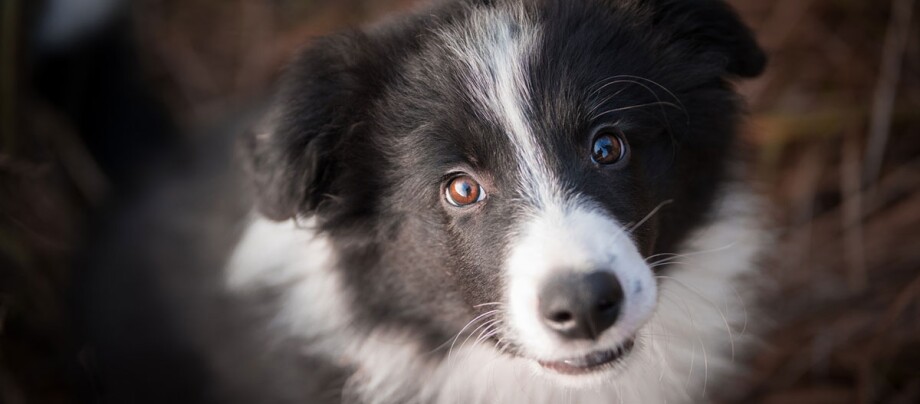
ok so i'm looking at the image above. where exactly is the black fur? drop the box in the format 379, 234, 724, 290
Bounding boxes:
85, 0, 765, 402
244, 0, 764, 352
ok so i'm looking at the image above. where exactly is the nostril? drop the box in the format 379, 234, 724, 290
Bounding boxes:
596, 300, 618, 313
538, 270, 625, 340
548, 311, 574, 324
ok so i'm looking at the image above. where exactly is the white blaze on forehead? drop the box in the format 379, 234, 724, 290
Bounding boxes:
439, 7, 561, 208
440, 7, 658, 357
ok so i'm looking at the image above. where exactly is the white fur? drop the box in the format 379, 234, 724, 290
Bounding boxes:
505, 202, 658, 360
226, 5, 767, 402
225, 188, 767, 404
225, 217, 351, 354
440, 6, 660, 367
438, 6, 564, 210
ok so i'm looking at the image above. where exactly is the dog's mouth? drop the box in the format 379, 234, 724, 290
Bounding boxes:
536, 339, 635, 375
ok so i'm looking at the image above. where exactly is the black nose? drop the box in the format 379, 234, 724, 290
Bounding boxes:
538, 271, 624, 340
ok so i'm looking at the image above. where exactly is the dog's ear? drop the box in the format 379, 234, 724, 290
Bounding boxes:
649, 0, 766, 78
242, 33, 373, 221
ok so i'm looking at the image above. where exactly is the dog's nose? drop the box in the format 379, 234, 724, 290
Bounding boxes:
538, 271, 624, 340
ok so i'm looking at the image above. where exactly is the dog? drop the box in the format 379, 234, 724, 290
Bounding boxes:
83, 0, 768, 403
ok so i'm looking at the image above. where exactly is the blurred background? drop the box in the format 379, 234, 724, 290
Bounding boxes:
1, 0, 918, 403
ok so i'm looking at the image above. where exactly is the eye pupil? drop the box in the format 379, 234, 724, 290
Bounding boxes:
591, 131, 625, 165
446, 176, 482, 207
456, 182, 472, 197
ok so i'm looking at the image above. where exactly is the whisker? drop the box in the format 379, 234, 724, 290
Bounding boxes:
586, 79, 639, 115
592, 101, 684, 120
474, 325, 502, 347
700, 330, 710, 397
659, 293, 699, 389
642, 322, 673, 385
657, 274, 736, 363
628, 200, 674, 234
425, 336, 456, 355
649, 260, 690, 270
447, 309, 500, 361
729, 284, 749, 337
588, 75, 689, 123
645, 252, 683, 262
494, 337, 509, 355
613, 74, 689, 120
457, 317, 501, 356
639, 332, 680, 338
588, 76, 631, 96
646, 242, 737, 266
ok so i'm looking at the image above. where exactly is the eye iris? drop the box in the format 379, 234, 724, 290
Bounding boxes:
592, 132, 624, 164
447, 176, 481, 206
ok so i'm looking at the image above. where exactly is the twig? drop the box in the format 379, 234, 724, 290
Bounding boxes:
862, 272, 920, 402
864, 0, 916, 186
841, 134, 867, 291
868, 272, 920, 352
783, 144, 827, 284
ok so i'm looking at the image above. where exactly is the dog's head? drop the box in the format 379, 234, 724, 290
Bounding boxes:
243, 0, 764, 383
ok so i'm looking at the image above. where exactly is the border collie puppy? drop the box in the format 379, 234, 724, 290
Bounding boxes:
228, 0, 767, 402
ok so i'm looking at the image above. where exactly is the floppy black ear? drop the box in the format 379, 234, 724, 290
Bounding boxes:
649, 0, 766, 78
242, 33, 373, 221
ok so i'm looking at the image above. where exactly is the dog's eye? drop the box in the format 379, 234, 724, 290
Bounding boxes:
591, 129, 628, 165
445, 175, 485, 207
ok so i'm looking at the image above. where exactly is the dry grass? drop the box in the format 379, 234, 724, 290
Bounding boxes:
1, 0, 918, 402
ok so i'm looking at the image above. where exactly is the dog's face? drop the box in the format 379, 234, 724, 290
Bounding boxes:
245, 0, 763, 383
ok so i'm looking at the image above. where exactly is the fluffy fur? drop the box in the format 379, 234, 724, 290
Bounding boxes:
227, 0, 768, 402
85, 0, 769, 403
228, 190, 767, 403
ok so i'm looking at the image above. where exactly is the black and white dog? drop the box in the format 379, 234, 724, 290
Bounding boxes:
85, 0, 768, 403
223, 0, 768, 402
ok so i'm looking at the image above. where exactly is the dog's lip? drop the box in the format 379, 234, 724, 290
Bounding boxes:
536, 339, 635, 375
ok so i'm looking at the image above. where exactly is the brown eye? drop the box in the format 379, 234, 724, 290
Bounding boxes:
591, 129, 627, 165
445, 175, 485, 207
